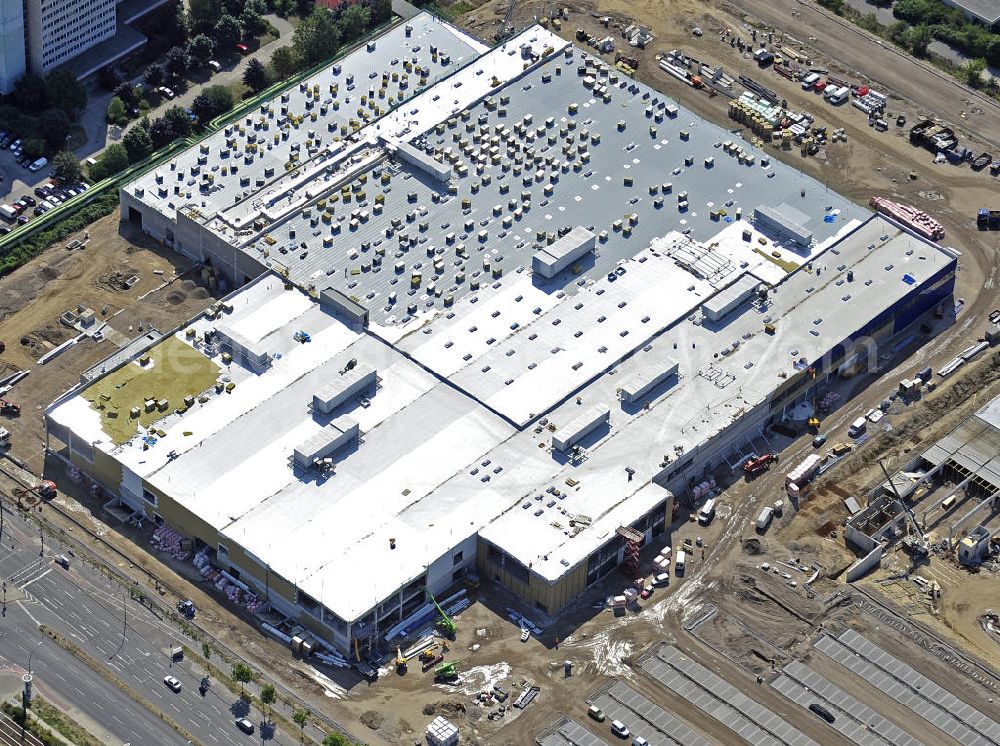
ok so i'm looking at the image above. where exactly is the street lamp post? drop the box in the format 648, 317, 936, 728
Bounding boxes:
27, 639, 43, 674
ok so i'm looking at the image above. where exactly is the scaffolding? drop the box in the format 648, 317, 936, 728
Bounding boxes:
617, 525, 644, 578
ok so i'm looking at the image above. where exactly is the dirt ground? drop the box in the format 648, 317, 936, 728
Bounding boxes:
0, 2, 997, 744
0, 212, 218, 471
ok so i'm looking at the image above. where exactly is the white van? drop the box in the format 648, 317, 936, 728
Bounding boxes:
675, 550, 686, 574
801, 72, 820, 90
28, 157, 47, 172
756, 505, 774, 531
697, 498, 717, 525
848, 416, 867, 437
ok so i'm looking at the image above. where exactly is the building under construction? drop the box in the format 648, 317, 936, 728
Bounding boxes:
45, 14, 958, 660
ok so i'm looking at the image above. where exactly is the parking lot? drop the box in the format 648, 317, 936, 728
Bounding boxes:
0, 133, 86, 234
0, 132, 90, 234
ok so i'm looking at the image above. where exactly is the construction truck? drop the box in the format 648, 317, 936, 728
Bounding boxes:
395, 647, 407, 674
13, 480, 57, 504
434, 660, 460, 682
0, 399, 20, 417
743, 453, 778, 476
977, 209, 1000, 231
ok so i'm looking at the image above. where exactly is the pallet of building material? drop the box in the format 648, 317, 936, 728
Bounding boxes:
513, 684, 540, 709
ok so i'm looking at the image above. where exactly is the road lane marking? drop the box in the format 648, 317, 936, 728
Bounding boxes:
14, 601, 40, 627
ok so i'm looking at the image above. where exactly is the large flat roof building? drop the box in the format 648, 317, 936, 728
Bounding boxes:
48, 14, 959, 661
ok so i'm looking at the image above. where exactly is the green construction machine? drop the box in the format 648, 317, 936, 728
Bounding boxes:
434, 659, 461, 681
429, 592, 456, 639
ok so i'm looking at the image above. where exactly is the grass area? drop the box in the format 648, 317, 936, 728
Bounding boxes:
1, 702, 61, 746
29, 697, 104, 746
83, 335, 220, 445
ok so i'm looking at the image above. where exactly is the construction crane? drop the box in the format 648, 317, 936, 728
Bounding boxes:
879, 460, 929, 558
494, 0, 518, 42
429, 591, 456, 639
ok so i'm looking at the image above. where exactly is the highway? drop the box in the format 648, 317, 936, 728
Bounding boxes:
0, 504, 293, 745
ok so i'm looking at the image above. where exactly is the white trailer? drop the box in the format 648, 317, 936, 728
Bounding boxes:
293, 416, 359, 467
552, 405, 610, 452
532, 227, 596, 279
618, 360, 679, 404
312, 365, 376, 414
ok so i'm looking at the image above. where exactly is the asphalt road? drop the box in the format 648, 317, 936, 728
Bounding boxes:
728, 0, 1000, 150
0, 505, 293, 745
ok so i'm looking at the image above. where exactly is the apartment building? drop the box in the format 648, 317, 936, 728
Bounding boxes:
24, 0, 117, 74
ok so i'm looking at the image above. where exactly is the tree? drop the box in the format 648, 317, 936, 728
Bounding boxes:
270, 45, 298, 79
21, 138, 44, 161
961, 58, 987, 87
371, 0, 392, 25
189, 0, 225, 34
243, 58, 268, 92
13, 74, 48, 112
293, 6, 340, 68
144, 64, 165, 88
192, 85, 234, 121
106, 96, 129, 125
322, 734, 350, 746
214, 14, 244, 51
164, 106, 193, 137
165, 46, 190, 79
201, 641, 212, 660
260, 683, 275, 722
241, 0, 268, 38
292, 708, 309, 742
337, 4, 370, 42
113, 82, 138, 106
187, 34, 216, 68
52, 151, 82, 183
98, 66, 123, 90
231, 662, 254, 697
150, 117, 175, 148
123, 123, 153, 162
907, 25, 932, 57
91, 143, 129, 181
38, 109, 71, 149
45, 69, 87, 116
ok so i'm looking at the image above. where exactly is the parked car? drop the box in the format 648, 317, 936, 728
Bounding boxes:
234, 717, 255, 734
163, 675, 182, 693
34, 186, 49, 198
21, 195, 35, 207
208, 60, 222, 72
235, 43, 249, 55
587, 705, 606, 722
8, 138, 21, 150
157, 86, 175, 99
640, 584, 653, 599
16, 215, 28, 225
812, 433, 827, 448
610, 720, 630, 738
632, 737, 649, 746
809, 703, 835, 723
0, 136, 9, 149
